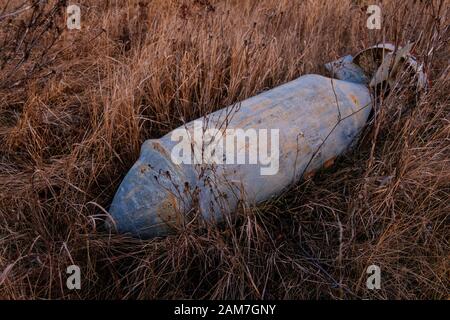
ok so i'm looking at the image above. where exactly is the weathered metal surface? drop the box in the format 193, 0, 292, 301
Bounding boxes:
108, 44, 424, 238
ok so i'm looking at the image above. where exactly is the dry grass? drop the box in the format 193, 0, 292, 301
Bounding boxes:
0, 0, 448, 299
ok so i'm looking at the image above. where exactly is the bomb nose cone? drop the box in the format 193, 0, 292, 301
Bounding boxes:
108, 140, 189, 239
108, 185, 174, 238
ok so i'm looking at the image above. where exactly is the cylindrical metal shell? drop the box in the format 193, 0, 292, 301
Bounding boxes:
109, 74, 372, 238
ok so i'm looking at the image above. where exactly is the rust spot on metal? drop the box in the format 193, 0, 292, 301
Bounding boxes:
152, 141, 169, 158
323, 157, 335, 169
156, 193, 183, 229
139, 164, 148, 174
304, 170, 315, 180
349, 94, 359, 106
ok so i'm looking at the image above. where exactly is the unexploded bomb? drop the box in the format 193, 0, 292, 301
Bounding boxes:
108, 43, 425, 238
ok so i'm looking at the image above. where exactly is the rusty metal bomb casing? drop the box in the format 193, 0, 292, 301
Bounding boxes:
109, 44, 423, 238
109, 77, 372, 237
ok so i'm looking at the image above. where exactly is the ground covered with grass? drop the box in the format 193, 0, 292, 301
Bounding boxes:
0, 0, 448, 299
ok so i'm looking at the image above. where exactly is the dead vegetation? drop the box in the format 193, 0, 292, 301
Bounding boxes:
0, 0, 448, 299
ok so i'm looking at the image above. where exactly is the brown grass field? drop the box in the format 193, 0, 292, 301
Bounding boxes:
0, 0, 448, 299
